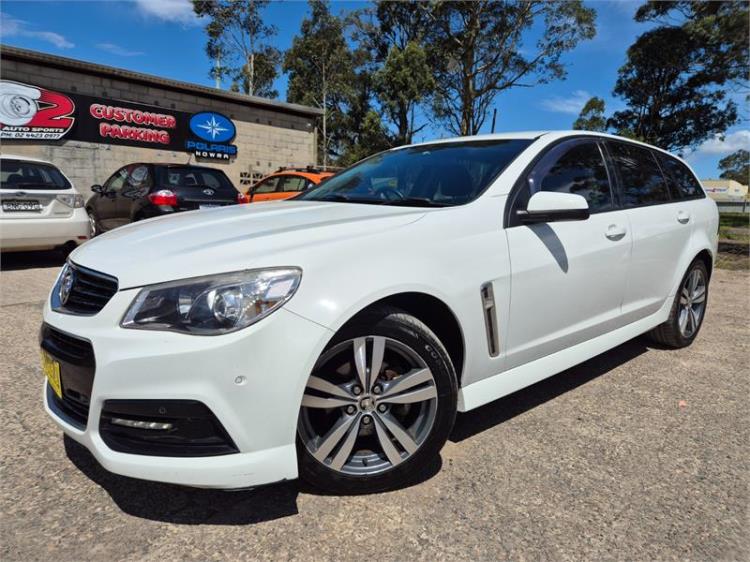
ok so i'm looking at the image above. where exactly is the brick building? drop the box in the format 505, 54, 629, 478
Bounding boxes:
0, 45, 321, 196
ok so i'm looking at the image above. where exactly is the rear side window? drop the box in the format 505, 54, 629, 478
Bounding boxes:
121, 165, 153, 198
657, 154, 705, 200
158, 167, 233, 191
510, 139, 613, 222
608, 141, 670, 207
253, 177, 280, 193
1, 159, 71, 190
277, 176, 308, 192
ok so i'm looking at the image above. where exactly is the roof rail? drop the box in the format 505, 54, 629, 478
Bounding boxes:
276, 165, 334, 174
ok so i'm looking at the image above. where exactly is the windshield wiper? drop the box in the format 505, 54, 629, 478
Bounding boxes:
318, 194, 385, 205
383, 197, 454, 208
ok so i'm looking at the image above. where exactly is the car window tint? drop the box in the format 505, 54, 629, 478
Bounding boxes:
106, 168, 129, 192
128, 165, 150, 188
0, 160, 71, 190
658, 154, 705, 200
298, 139, 533, 206
278, 176, 307, 192
121, 165, 152, 198
158, 167, 232, 190
526, 140, 613, 213
608, 141, 670, 206
254, 177, 280, 193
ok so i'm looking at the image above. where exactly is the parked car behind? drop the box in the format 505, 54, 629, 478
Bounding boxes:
1, 154, 88, 252
41, 131, 718, 494
248, 167, 333, 203
87, 163, 248, 235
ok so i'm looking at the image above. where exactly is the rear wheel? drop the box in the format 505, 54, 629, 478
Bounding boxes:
297, 306, 457, 494
648, 259, 709, 348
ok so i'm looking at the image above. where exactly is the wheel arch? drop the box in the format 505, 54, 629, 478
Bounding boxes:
333, 292, 466, 386
693, 248, 713, 281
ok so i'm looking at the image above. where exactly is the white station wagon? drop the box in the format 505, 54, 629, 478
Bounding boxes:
41, 131, 718, 493
1, 154, 89, 252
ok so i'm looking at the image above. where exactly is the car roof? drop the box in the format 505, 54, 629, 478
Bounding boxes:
0, 153, 56, 165
405, 130, 677, 156
401, 130, 692, 167
264, 170, 333, 181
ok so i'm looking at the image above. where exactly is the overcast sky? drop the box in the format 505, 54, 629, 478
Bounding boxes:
1, 0, 748, 179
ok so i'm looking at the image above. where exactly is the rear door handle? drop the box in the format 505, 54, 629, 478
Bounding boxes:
605, 224, 627, 241
677, 210, 691, 224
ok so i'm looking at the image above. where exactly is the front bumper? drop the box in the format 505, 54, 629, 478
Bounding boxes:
1, 207, 89, 251
42, 288, 332, 489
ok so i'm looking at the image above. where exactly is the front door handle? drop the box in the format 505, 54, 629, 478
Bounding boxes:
677, 210, 691, 224
605, 224, 627, 241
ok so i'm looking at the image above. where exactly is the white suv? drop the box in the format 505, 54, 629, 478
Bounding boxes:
41, 131, 718, 493
1, 155, 89, 252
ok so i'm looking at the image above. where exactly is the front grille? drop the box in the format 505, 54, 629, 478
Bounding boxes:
41, 324, 95, 426
55, 262, 118, 315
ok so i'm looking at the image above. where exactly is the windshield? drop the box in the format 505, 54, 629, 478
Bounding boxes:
297, 139, 533, 207
158, 167, 234, 191
1, 159, 71, 190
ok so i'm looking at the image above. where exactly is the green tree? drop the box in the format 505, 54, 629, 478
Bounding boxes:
573, 97, 607, 131
193, 0, 280, 97
427, 0, 596, 136
284, 0, 354, 166
718, 149, 750, 184
608, 26, 738, 151
635, 1, 749, 91
373, 42, 434, 145
337, 110, 391, 166
352, 2, 435, 145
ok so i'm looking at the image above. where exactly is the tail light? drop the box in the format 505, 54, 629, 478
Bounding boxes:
237, 192, 251, 204
56, 193, 84, 208
148, 190, 178, 206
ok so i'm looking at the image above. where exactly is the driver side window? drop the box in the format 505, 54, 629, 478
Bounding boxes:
512, 139, 613, 224
105, 167, 129, 193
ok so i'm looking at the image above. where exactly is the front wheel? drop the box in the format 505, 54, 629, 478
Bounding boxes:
647, 259, 709, 348
297, 306, 457, 494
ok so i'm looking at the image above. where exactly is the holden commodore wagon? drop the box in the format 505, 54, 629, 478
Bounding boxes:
41, 131, 718, 494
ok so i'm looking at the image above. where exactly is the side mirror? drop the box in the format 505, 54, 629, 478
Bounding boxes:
91, 184, 104, 194
516, 191, 590, 224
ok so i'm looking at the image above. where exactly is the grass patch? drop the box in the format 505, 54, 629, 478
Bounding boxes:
719, 212, 750, 244
719, 213, 749, 229
716, 252, 749, 270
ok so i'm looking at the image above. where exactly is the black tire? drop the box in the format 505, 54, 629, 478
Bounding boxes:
647, 259, 709, 348
297, 305, 458, 494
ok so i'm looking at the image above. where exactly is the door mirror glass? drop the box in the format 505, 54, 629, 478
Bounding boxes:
91, 184, 104, 194
517, 191, 590, 224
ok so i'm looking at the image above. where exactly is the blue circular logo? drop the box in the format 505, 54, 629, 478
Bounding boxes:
189, 112, 236, 143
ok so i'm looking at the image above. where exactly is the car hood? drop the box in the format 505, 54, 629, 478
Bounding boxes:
71, 200, 426, 288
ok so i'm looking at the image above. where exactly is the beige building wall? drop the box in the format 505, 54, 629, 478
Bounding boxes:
1, 53, 318, 197
701, 179, 749, 201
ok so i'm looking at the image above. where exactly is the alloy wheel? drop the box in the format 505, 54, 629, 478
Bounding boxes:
678, 268, 706, 338
298, 336, 438, 476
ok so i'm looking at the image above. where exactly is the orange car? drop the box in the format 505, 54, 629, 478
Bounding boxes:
247, 167, 334, 202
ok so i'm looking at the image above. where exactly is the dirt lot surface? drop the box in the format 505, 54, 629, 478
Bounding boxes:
1, 251, 748, 561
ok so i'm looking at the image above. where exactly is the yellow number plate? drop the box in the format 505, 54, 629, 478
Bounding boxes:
41, 350, 62, 399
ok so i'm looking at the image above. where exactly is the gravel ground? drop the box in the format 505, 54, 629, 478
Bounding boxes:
1, 251, 748, 561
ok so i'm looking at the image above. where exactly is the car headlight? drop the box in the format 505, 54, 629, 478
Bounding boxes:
121, 268, 302, 335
